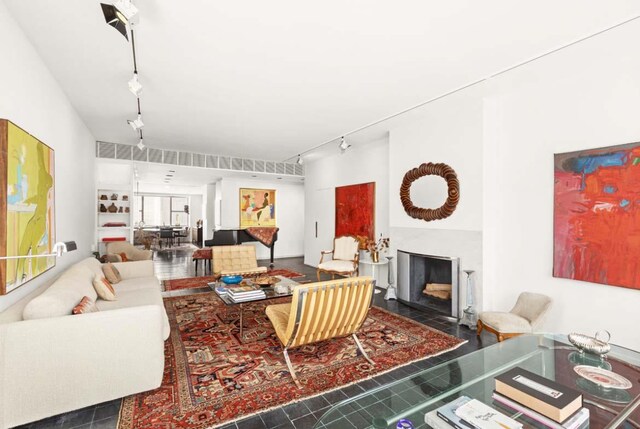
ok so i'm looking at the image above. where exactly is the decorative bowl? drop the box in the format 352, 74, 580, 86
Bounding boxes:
221, 275, 243, 285
253, 276, 281, 287
568, 331, 611, 357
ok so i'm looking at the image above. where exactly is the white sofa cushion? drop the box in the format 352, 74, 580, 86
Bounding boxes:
96, 289, 170, 339
23, 259, 100, 320
113, 276, 161, 293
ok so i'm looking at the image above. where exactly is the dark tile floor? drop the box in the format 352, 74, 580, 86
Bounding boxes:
16, 247, 497, 429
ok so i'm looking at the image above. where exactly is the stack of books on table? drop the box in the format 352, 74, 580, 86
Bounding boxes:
424, 367, 589, 429
227, 285, 266, 302
493, 367, 589, 429
425, 396, 523, 429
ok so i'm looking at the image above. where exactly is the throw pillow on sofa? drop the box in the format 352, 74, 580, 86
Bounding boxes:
72, 296, 99, 314
102, 263, 122, 284
92, 275, 117, 301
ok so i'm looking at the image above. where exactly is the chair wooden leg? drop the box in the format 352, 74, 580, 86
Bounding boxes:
352, 334, 375, 367
317, 269, 321, 281
476, 320, 483, 336
283, 348, 302, 389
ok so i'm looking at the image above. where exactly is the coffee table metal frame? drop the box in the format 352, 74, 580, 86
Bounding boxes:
210, 275, 299, 339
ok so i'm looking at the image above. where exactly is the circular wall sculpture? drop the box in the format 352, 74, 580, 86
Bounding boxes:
399, 162, 460, 221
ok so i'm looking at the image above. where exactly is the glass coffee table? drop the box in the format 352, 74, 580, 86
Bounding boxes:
313, 334, 640, 429
209, 275, 299, 340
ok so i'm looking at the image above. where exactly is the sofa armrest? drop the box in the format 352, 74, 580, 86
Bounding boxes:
0, 305, 165, 428
112, 260, 155, 279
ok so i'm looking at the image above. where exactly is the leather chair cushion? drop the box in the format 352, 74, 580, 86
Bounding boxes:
479, 311, 532, 333
265, 303, 291, 345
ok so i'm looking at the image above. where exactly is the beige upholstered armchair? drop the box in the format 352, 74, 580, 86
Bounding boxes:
317, 235, 360, 281
211, 245, 268, 277
265, 276, 376, 388
477, 292, 552, 342
105, 241, 153, 262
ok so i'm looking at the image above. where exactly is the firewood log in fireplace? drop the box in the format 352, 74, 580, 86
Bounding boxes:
423, 283, 452, 300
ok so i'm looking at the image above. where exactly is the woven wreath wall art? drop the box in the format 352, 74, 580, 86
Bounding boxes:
399, 162, 460, 221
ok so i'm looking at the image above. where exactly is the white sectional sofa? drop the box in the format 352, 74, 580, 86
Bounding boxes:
0, 257, 169, 429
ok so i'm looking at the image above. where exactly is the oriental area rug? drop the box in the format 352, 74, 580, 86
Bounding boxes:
163, 269, 305, 292
118, 293, 465, 429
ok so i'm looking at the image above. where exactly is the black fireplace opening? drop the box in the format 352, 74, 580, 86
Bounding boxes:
408, 254, 453, 315
397, 250, 459, 318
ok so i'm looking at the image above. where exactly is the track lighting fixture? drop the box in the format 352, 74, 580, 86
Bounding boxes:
296, 154, 303, 165
127, 114, 144, 131
100, 3, 128, 40
114, 0, 139, 22
128, 72, 142, 96
339, 136, 351, 153
137, 139, 145, 150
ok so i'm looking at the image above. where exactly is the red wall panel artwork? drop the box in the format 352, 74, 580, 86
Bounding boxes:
335, 182, 375, 243
554, 142, 640, 290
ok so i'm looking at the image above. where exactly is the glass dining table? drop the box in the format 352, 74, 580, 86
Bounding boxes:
313, 334, 640, 429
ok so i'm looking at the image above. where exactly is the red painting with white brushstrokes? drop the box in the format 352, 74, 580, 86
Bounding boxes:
554, 142, 640, 289
335, 182, 375, 244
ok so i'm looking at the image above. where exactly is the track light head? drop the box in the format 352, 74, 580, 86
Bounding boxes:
128, 72, 142, 96
339, 136, 351, 153
137, 139, 145, 150
127, 114, 144, 131
114, 0, 139, 23
100, 3, 130, 40
296, 154, 303, 165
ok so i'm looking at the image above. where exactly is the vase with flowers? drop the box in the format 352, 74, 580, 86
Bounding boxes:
366, 235, 389, 263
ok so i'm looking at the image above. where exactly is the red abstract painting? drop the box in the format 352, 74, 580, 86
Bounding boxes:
335, 182, 375, 244
554, 142, 640, 290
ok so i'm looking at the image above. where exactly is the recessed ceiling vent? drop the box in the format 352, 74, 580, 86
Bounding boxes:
96, 141, 304, 176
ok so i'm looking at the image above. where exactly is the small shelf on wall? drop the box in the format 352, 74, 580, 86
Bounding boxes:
96, 185, 134, 249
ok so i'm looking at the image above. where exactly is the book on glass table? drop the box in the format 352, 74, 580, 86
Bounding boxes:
436, 396, 475, 429
495, 367, 582, 424
229, 294, 265, 303
492, 392, 589, 429
426, 409, 461, 429
454, 398, 522, 429
227, 285, 263, 295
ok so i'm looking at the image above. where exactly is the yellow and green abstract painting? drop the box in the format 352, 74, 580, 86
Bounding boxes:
1, 120, 55, 294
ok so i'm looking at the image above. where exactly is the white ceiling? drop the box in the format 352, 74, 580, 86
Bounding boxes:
5, 1, 640, 161
133, 161, 304, 188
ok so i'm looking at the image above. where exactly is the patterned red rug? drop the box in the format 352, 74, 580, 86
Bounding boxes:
163, 269, 305, 292
118, 293, 465, 429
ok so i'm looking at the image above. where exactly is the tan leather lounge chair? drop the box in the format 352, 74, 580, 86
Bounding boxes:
266, 276, 376, 388
211, 245, 268, 277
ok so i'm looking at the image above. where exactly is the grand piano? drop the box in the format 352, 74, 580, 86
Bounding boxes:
204, 228, 278, 267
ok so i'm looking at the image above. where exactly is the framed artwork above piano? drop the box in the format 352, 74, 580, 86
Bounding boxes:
239, 188, 276, 228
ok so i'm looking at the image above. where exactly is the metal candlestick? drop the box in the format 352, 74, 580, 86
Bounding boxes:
384, 256, 397, 300
458, 269, 477, 329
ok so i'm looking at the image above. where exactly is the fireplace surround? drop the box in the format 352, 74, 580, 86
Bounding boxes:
396, 249, 460, 318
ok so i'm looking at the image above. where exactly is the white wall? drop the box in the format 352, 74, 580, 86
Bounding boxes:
388, 87, 484, 310
219, 178, 304, 259
483, 19, 640, 350
304, 137, 390, 267
0, 2, 96, 311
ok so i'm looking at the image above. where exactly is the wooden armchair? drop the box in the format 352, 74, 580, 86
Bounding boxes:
317, 235, 360, 281
211, 245, 268, 277
265, 276, 376, 388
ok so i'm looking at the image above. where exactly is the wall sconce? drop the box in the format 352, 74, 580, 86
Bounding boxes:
0, 241, 77, 260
